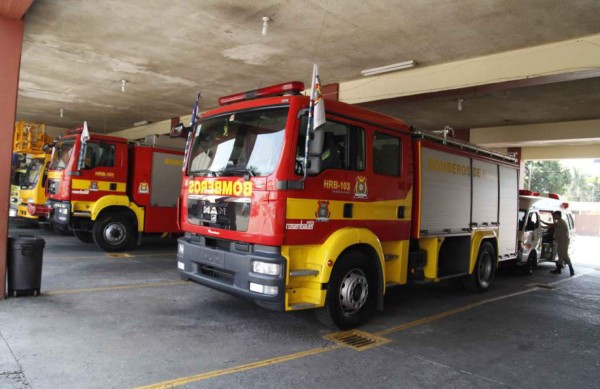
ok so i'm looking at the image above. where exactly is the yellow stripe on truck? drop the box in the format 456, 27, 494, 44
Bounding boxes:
71, 179, 126, 192
286, 192, 412, 221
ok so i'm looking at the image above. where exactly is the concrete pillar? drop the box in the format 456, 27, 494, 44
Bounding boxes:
0, 16, 26, 299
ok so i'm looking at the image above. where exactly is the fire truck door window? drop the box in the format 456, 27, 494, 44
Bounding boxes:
373, 132, 400, 176
296, 116, 365, 174
81, 142, 115, 169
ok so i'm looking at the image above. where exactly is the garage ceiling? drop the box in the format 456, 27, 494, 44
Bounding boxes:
14, 0, 600, 134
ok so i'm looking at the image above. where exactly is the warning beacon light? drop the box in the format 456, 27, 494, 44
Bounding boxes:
218, 81, 305, 105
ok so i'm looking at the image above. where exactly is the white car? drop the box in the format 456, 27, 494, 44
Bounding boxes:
517, 191, 575, 274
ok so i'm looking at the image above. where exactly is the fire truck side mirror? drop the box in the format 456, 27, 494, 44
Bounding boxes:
306, 129, 325, 175
170, 123, 190, 138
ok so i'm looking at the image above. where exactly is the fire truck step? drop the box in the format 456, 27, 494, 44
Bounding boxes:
289, 303, 317, 310
289, 269, 319, 277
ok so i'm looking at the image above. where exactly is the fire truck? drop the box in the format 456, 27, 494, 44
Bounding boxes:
41, 128, 185, 251
174, 81, 519, 329
10, 121, 52, 223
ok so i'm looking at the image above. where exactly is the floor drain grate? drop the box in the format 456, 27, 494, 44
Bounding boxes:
324, 330, 390, 351
105, 253, 133, 258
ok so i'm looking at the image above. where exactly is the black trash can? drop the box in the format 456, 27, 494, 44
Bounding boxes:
6, 235, 45, 297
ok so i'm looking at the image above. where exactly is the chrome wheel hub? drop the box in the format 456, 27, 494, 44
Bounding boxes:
339, 268, 369, 314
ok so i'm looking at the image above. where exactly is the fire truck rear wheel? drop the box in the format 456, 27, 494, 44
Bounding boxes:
315, 250, 376, 330
92, 214, 135, 252
463, 241, 496, 292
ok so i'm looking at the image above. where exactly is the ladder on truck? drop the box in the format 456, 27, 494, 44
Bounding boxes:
411, 126, 518, 164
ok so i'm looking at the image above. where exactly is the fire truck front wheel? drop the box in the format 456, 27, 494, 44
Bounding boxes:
315, 250, 377, 330
463, 241, 496, 292
92, 214, 135, 252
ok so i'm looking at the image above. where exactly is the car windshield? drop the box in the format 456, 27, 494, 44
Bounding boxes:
22, 158, 45, 188
187, 107, 288, 177
49, 139, 75, 170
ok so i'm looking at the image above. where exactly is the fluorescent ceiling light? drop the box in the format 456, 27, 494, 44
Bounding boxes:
361, 60, 416, 76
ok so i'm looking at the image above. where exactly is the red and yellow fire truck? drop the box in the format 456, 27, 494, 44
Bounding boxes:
41, 128, 185, 251
175, 82, 519, 329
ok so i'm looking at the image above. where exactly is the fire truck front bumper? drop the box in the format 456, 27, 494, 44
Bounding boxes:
177, 235, 286, 311
47, 200, 71, 227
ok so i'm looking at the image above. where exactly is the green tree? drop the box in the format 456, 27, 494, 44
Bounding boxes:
568, 167, 589, 201
524, 160, 571, 194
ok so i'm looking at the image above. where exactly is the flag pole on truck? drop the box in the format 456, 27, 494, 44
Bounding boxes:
181, 92, 201, 171
302, 64, 325, 182
76, 121, 90, 171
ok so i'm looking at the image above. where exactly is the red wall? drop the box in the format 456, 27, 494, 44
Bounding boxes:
0, 16, 25, 298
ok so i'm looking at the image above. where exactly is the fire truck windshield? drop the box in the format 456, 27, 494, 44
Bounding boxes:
49, 139, 75, 170
188, 107, 288, 177
21, 158, 45, 189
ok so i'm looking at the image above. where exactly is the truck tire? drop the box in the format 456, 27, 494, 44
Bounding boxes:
92, 214, 134, 252
463, 241, 496, 292
315, 250, 376, 330
74, 230, 94, 243
522, 251, 537, 276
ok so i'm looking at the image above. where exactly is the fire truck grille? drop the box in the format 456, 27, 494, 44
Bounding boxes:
323, 330, 391, 351
199, 265, 235, 285
187, 198, 250, 232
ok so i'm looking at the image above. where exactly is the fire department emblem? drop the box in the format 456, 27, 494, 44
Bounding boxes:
90, 181, 99, 191
354, 176, 368, 198
138, 182, 149, 194
315, 200, 331, 222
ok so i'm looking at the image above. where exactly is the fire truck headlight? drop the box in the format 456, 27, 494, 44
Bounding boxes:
59, 208, 68, 215
249, 282, 278, 296
177, 243, 184, 255
252, 261, 281, 276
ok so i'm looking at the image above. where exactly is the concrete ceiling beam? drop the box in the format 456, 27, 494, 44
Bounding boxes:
339, 33, 600, 105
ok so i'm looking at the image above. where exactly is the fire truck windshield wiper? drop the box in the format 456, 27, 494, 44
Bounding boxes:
189, 169, 218, 177
221, 168, 256, 179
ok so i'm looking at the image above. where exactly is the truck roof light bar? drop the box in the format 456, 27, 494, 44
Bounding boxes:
218, 81, 305, 105
66, 126, 84, 135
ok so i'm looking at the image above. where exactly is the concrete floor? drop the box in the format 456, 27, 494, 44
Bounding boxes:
1, 222, 599, 389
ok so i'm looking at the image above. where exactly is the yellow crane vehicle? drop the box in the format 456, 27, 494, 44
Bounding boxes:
10, 121, 53, 225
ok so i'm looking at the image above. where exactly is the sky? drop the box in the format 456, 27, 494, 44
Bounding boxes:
560, 159, 600, 176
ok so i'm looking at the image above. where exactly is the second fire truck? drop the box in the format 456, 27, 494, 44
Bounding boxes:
175, 81, 519, 329
40, 129, 185, 251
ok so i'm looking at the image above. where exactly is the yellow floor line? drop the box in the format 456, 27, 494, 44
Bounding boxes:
45, 281, 188, 295
135, 346, 341, 389
44, 252, 175, 260
374, 288, 538, 337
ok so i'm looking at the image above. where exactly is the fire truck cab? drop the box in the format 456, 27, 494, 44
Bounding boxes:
175, 82, 519, 329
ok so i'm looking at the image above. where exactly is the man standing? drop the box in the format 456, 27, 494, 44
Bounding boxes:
543, 210, 574, 276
